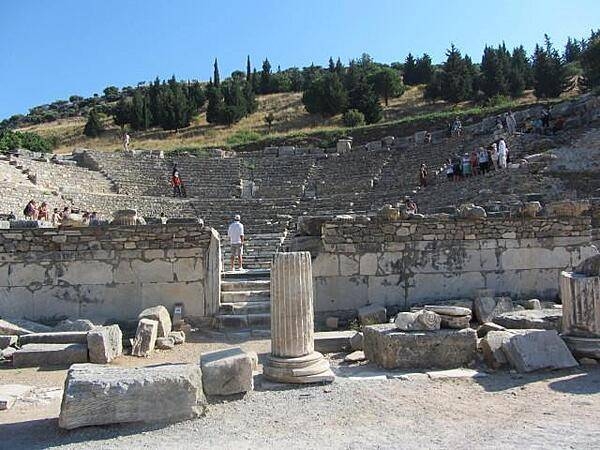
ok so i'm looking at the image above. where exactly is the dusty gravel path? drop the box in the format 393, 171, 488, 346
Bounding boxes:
1, 335, 600, 449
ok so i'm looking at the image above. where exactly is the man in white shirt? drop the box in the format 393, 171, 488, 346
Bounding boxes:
228, 214, 244, 271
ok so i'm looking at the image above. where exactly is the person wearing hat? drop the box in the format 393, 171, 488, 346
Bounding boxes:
228, 214, 245, 271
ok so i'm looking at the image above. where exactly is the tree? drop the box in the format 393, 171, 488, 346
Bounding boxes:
533, 35, 568, 98
564, 37, 582, 63
112, 97, 131, 130
436, 44, 474, 102
509, 46, 533, 96
348, 70, 382, 124
103, 86, 120, 101
371, 67, 404, 106
302, 72, 348, 117
581, 36, 600, 88
264, 113, 275, 132
414, 54, 434, 85
260, 58, 272, 94
480, 45, 508, 98
403, 53, 417, 85
205, 83, 224, 124
342, 109, 365, 127
213, 58, 220, 87
246, 55, 252, 81
83, 108, 104, 137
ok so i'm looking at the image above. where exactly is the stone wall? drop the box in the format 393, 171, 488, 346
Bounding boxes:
0, 224, 221, 323
297, 214, 598, 318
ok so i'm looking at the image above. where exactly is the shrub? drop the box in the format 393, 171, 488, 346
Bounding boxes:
342, 109, 366, 127
0, 130, 54, 153
226, 130, 262, 146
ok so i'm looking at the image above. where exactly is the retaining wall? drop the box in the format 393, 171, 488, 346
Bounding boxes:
0, 224, 220, 323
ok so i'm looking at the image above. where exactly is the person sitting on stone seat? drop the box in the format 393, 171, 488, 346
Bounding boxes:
38, 201, 49, 221
228, 214, 245, 271
51, 208, 61, 226
405, 197, 418, 214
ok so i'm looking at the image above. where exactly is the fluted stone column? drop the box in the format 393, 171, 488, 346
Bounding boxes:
560, 255, 600, 358
263, 252, 334, 383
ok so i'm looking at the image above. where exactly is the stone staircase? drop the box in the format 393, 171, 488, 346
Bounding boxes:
213, 269, 271, 332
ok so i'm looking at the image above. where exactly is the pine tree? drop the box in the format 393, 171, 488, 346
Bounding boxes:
260, 58, 272, 94
83, 108, 104, 137
414, 54, 434, 84
508, 46, 530, 97
131, 90, 147, 130
112, 97, 131, 130
438, 44, 474, 102
581, 35, 600, 88
371, 67, 404, 106
213, 58, 220, 87
533, 35, 569, 98
564, 37, 582, 63
480, 46, 508, 98
335, 58, 344, 75
403, 53, 417, 85
205, 82, 223, 124
328, 57, 336, 72
302, 72, 347, 117
348, 70, 382, 124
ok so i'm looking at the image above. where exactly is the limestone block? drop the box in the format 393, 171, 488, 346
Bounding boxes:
350, 331, 364, 351
501, 330, 578, 373
493, 309, 562, 331
156, 337, 175, 350
54, 319, 96, 332
87, 325, 123, 364
395, 310, 441, 331
524, 299, 542, 310
424, 305, 471, 316
131, 319, 158, 357
476, 322, 506, 338
2, 347, 17, 359
344, 350, 366, 363
473, 296, 514, 323
58, 363, 206, 430
574, 254, 600, 277
169, 331, 186, 345
560, 270, 600, 337
440, 314, 471, 329
0, 318, 52, 335
359, 253, 378, 276
314, 331, 355, 353
138, 305, 172, 337
481, 330, 513, 369
12, 343, 88, 368
0, 335, 17, 350
363, 324, 477, 369
358, 304, 387, 325
200, 347, 253, 396
545, 200, 590, 217
457, 204, 487, 220
561, 335, 600, 359
19, 332, 88, 345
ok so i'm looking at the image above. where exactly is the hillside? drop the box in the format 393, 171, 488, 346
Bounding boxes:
16, 85, 568, 154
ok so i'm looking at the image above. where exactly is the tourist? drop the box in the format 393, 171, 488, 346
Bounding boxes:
461, 153, 472, 178
419, 163, 428, 187
228, 214, 244, 271
478, 146, 489, 174
50, 208, 60, 226
533, 117, 544, 134
470, 150, 479, 177
122, 132, 130, 151
445, 159, 454, 181
61, 206, 71, 221
552, 116, 566, 134
452, 155, 462, 181
23, 200, 38, 220
506, 111, 517, 135
451, 118, 462, 137
424, 132, 432, 144
498, 139, 508, 169
542, 106, 552, 129
490, 143, 499, 171
171, 170, 183, 197
160, 212, 167, 225
82, 211, 90, 225
404, 197, 418, 214
89, 211, 100, 225
38, 202, 49, 221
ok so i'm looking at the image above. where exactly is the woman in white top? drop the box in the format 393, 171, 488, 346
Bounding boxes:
498, 139, 508, 169
490, 143, 499, 170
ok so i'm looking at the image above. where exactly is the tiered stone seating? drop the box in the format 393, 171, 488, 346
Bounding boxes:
241, 155, 315, 198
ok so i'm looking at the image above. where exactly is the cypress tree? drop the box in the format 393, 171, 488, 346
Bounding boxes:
260, 58, 272, 94
83, 108, 104, 137
206, 82, 224, 124
213, 58, 220, 87
246, 55, 252, 81
131, 90, 147, 130
328, 57, 336, 72
335, 58, 344, 75
252, 68, 260, 93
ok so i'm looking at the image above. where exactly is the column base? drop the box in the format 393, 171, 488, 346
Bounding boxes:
561, 334, 600, 359
263, 351, 335, 384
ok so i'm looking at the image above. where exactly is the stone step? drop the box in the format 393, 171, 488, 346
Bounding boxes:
221, 290, 270, 303
213, 313, 271, 330
219, 301, 271, 315
222, 279, 270, 292
221, 269, 270, 280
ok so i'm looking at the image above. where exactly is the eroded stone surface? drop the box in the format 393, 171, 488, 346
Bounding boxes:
501, 330, 578, 373
87, 325, 123, 364
493, 309, 562, 331
131, 319, 158, 357
200, 347, 253, 396
12, 343, 88, 368
138, 306, 172, 338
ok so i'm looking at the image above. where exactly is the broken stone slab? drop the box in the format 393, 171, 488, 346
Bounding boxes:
200, 347, 253, 396
481, 330, 527, 369
358, 304, 387, 325
156, 337, 175, 350
1, 347, 17, 360
0, 335, 18, 350
0, 384, 33, 410
440, 314, 471, 329
477, 322, 507, 338
54, 319, 96, 332
314, 331, 356, 353
87, 325, 123, 364
501, 330, 578, 373
424, 305, 471, 316
394, 310, 441, 331
19, 332, 88, 345
426, 368, 488, 379
0, 318, 49, 336
363, 324, 477, 369
350, 331, 364, 351
12, 343, 88, 368
493, 309, 562, 331
344, 350, 366, 363
169, 331, 186, 345
138, 305, 172, 338
523, 299, 542, 310
58, 363, 206, 430
131, 319, 158, 357
473, 296, 514, 323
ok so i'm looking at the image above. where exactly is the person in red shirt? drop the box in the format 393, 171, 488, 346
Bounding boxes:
171, 170, 183, 197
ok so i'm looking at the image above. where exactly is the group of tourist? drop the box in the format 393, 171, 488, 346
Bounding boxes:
23, 200, 99, 226
444, 138, 510, 181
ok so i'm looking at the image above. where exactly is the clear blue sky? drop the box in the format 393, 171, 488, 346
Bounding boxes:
1, 0, 598, 119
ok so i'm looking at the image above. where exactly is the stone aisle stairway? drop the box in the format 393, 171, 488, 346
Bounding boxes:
213, 269, 271, 333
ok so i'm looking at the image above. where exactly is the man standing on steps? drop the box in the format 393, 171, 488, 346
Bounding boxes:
228, 214, 244, 271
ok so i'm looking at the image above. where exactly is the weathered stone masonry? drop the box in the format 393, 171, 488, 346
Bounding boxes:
304, 214, 598, 317
0, 224, 220, 323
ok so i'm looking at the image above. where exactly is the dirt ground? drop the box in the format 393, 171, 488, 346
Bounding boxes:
1, 332, 600, 449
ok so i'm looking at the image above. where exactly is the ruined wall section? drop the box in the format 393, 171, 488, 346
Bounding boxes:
0, 224, 221, 323
307, 214, 598, 315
